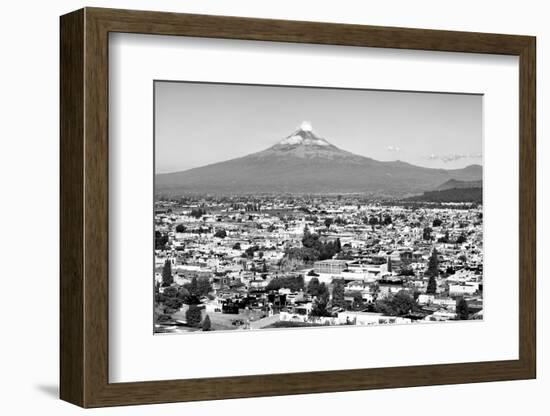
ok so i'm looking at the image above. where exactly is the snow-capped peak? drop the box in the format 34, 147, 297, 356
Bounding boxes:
278, 122, 331, 147
300, 120, 313, 132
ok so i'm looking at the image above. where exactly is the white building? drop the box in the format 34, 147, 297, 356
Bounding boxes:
449, 283, 479, 296
337, 312, 412, 326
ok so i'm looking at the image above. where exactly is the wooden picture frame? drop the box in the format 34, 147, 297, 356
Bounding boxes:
60, 7, 536, 408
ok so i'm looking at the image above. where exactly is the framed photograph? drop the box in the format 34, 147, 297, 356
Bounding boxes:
60, 7, 536, 408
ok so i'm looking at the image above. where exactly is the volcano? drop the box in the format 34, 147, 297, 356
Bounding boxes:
155, 122, 482, 196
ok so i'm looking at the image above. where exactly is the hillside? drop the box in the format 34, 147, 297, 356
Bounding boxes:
436, 178, 482, 191
406, 187, 482, 203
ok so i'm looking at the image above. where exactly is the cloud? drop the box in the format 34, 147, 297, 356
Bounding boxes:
428, 153, 482, 163
387, 145, 400, 152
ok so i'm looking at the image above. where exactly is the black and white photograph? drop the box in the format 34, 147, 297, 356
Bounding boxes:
153, 81, 484, 334
2, 1, 542, 413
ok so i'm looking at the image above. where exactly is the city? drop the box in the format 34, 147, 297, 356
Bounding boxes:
154, 195, 483, 333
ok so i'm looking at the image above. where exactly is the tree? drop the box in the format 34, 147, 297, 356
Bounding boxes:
351, 292, 365, 310
375, 290, 416, 316
163, 286, 178, 298
331, 279, 346, 309
202, 314, 212, 331
175, 224, 186, 233
186, 306, 202, 327
456, 233, 467, 244
285, 247, 318, 263
307, 277, 320, 296
426, 249, 439, 277
324, 218, 334, 229
426, 275, 437, 294
383, 214, 392, 225
456, 298, 470, 320
299, 228, 342, 263
400, 265, 414, 277
179, 277, 200, 304
197, 278, 212, 297
438, 230, 450, 243
387, 257, 392, 273
265, 278, 282, 291
187, 276, 199, 294
164, 297, 183, 311
423, 227, 433, 241
336, 249, 354, 260
214, 229, 227, 238
318, 282, 329, 298
176, 286, 190, 300
244, 245, 260, 258
161, 260, 173, 287
290, 276, 305, 292
432, 218, 443, 227
155, 231, 169, 249
266, 276, 304, 292
334, 217, 346, 225
182, 276, 211, 299
310, 288, 331, 317
232, 242, 241, 250
302, 226, 320, 249
157, 314, 173, 323
190, 208, 206, 218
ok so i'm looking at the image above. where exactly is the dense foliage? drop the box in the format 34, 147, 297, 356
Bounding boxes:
283, 227, 342, 264
214, 229, 227, 238
161, 260, 173, 287
407, 187, 482, 203
456, 298, 470, 320
266, 275, 305, 292
331, 279, 346, 308
185, 306, 202, 327
190, 208, 207, 218
155, 231, 169, 249
202, 314, 212, 331
375, 290, 416, 316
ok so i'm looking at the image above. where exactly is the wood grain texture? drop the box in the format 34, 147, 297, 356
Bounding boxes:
59, 8, 84, 407
59, 7, 537, 408
518, 38, 536, 376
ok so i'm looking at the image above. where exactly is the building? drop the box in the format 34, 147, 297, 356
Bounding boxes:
314, 259, 348, 274
337, 311, 412, 326
449, 283, 479, 296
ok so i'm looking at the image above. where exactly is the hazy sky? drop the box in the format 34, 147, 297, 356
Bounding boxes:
155, 81, 482, 174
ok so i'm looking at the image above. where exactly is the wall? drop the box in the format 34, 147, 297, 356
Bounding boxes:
0, 0, 546, 414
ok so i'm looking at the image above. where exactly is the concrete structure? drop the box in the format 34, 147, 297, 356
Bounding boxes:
449, 283, 479, 296
313, 260, 348, 275
337, 312, 412, 326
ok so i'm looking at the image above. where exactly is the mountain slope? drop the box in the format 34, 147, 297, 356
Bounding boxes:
436, 179, 482, 191
156, 123, 482, 196
407, 187, 482, 203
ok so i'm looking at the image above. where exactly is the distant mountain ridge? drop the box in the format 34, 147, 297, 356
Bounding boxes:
436, 179, 482, 191
407, 187, 482, 203
156, 122, 482, 197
